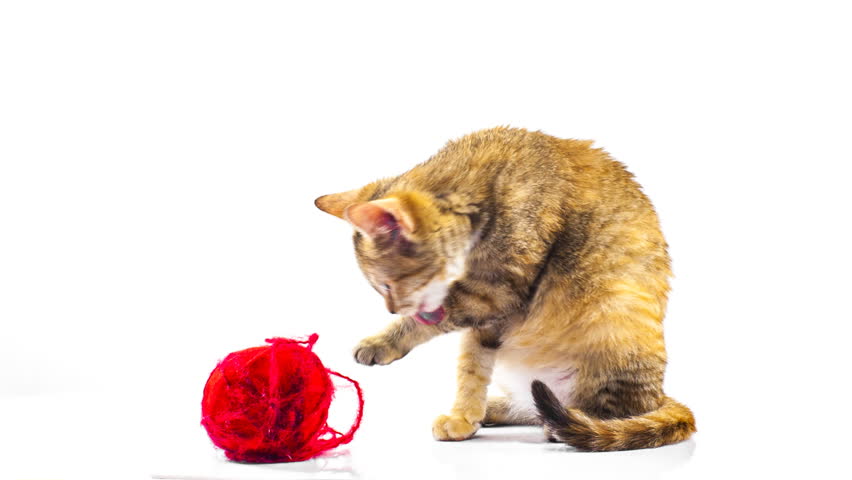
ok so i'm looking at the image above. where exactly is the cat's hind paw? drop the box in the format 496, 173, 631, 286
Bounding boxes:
353, 336, 405, 366
432, 414, 479, 441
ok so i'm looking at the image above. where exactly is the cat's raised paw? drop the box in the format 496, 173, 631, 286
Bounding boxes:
432, 414, 479, 441
353, 336, 404, 366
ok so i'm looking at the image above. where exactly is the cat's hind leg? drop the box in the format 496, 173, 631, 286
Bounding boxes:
483, 396, 540, 426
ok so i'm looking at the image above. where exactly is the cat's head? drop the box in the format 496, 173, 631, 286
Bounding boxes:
315, 187, 472, 325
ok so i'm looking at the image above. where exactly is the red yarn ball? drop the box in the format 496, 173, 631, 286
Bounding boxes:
201, 334, 363, 463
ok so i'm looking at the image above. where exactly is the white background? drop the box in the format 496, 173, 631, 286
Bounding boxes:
2, 1, 850, 479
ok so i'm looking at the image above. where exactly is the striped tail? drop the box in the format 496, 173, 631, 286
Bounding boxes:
531, 380, 695, 451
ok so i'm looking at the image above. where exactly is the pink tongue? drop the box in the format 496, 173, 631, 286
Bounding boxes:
415, 306, 445, 325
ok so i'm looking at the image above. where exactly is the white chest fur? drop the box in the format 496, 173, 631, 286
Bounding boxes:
415, 232, 478, 312
493, 361, 578, 416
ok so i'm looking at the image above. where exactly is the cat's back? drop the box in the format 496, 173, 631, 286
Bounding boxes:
427, 127, 603, 173
398, 127, 623, 201
391, 127, 660, 248
428, 127, 632, 183
449, 128, 668, 298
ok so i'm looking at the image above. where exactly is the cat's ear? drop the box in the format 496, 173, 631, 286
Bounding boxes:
343, 198, 416, 239
314, 189, 364, 219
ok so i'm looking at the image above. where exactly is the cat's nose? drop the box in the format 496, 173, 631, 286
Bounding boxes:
385, 295, 396, 314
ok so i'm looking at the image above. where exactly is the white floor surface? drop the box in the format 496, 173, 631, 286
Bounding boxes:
1, 380, 842, 480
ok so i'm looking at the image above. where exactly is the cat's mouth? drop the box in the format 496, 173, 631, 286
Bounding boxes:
414, 305, 446, 325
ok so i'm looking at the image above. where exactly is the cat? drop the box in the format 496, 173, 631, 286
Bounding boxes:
315, 127, 695, 451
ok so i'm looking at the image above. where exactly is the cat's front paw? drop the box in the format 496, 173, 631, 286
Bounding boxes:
432, 414, 479, 441
353, 336, 405, 366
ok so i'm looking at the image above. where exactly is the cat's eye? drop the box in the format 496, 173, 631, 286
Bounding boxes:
382, 283, 391, 292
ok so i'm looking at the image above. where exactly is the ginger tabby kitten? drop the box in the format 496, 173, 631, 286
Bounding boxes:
315, 127, 695, 451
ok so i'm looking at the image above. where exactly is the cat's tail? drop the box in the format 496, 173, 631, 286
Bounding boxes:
531, 380, 695, 451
